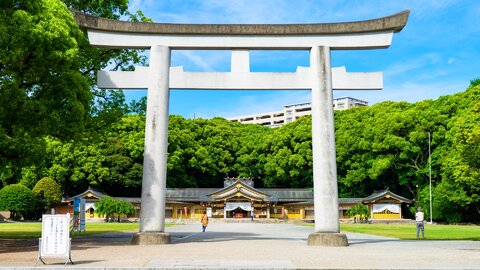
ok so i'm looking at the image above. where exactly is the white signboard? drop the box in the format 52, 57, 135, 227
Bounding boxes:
206, 207, 212, 218
40, 214, 70, 257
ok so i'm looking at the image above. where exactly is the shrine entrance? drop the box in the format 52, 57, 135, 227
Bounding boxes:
226, 203, 250, 219
73, 9, 409, 246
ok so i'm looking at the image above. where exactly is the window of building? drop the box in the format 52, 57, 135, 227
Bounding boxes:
241, 117, 254, 121
295, 107, 311, 112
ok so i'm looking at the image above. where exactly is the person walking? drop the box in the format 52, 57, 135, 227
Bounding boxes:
200, 210, 209, 232
415, 207, 425, 238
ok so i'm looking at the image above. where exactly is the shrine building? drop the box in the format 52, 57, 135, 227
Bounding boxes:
56, 178, 412, 221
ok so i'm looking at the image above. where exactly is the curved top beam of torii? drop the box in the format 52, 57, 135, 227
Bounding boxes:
72, 10, 409, 49
73, 10, 409, 35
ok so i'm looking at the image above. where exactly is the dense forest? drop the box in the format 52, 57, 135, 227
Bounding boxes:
2, 82, 479, 223
1, 0, 479, 223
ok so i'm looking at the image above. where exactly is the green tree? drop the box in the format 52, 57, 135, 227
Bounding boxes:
94, 195, 135, 222
436, 85, 480, 222
347, 204, 370, 223
0, 184, 36, 220
0, 0, 91, 138
470, 77, 480, 87
0, 0, 91, 185
32, 177, 62, 210
262, 117, 312, 188
63, 0, 152, 134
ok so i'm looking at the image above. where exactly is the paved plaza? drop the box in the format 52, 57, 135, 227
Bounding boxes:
1, 222, 479, 269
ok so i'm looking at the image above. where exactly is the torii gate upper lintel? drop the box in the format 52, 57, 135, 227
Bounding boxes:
73, 9, 409, 247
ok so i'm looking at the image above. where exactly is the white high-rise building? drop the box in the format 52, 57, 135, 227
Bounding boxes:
228, 97, 368, 127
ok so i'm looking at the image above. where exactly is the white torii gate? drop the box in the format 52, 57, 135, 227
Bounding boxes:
74, 10, 409, 246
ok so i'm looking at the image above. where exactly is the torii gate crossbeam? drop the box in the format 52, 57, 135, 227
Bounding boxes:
73, 9, 409, 246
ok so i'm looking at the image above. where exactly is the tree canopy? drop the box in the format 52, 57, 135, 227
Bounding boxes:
32, 176, 62, 209
0, 184, 36, 220
94, 195, 135, 222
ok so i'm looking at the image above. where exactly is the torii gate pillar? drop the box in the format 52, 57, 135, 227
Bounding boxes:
131, 45, 171, 244
308, 46, 347, 246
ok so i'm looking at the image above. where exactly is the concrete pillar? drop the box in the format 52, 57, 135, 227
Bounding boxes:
308, 46, 347, 246
132, 45, 171, 245
267, 205, 271, 219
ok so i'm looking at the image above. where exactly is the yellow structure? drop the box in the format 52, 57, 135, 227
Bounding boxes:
362, 189, 412, 220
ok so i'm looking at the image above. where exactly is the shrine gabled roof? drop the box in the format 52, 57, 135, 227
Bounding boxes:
362, 189, 412, 204
72, 10, 409, 35
65, 188, 105, 202
207, 180, 270, 201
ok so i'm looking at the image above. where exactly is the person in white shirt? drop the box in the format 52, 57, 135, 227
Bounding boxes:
415, 207, 425, 238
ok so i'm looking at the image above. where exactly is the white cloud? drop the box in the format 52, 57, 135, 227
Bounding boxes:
381, 80, 466, 103
447, 57, 456, 64
175, 51, 213, 71
128, 0, 154, 13
385, 53, 441, 77
171, 50, 231, 72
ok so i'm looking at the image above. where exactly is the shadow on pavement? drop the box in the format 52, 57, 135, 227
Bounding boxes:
171, 231, 306, 243
348, 238, 401, 245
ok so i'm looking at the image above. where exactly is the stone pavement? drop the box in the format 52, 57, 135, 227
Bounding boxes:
0, 222, 479, 269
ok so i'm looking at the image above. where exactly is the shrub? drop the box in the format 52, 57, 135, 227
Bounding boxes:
347, 203, 370, 223
94, 196, 135, 222
0, 184, 36, 220
33, 177, 62, 210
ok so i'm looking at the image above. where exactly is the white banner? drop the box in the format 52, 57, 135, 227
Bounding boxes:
372, 203, 400, 213
225, 202, 252, 211
85, 203, 96, 210
40, 214, 70, 257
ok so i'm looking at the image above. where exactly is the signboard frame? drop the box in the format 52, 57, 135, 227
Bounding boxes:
37, 213, 73, 266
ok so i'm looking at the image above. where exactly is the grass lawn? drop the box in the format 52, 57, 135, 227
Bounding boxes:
0, 222, 174, 239
304, 223, 480, 240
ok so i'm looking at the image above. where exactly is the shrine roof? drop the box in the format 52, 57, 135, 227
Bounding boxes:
64, 187, 105, 202
207, 180, 270, 201
362, 188, 412, 203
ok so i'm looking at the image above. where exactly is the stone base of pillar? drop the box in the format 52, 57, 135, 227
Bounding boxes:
307, 232, 348, 247
131, 232, 171, 245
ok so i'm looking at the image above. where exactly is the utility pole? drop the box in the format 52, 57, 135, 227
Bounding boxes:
429, 132, 433, 224
416, 184, 419, 208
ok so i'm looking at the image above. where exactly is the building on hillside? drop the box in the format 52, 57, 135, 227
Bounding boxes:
227, 97, 368, 127
55, 178, 411, 221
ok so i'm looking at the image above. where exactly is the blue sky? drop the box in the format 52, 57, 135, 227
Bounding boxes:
122, 0, 480, 119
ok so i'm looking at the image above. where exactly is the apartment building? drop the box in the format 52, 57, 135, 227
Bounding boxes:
228, 97, 368, 127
